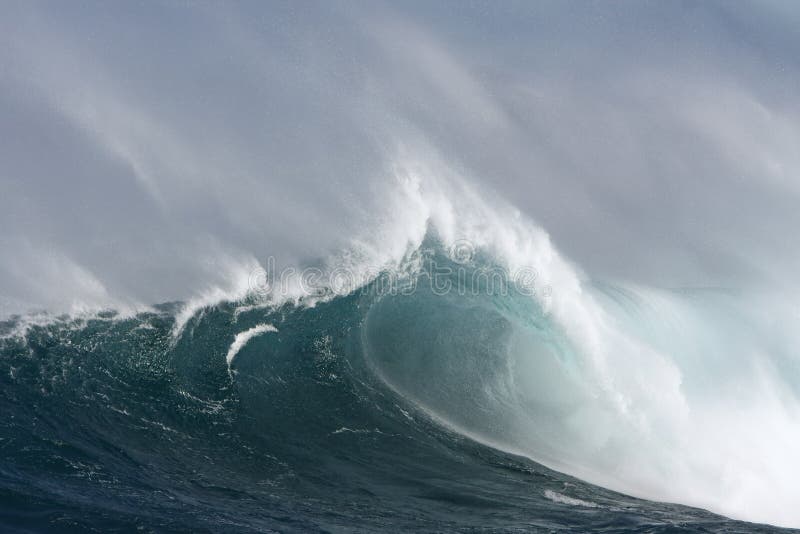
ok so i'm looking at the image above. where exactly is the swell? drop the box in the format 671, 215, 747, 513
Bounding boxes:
0, 254, 797, 531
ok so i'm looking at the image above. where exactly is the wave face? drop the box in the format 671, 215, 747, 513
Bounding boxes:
1, 238, 798, 532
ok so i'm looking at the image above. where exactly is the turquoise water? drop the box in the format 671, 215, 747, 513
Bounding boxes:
0, 245, 794, 533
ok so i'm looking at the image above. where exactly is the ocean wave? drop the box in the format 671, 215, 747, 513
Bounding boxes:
2, 158, 800, 529
2, 232, 800, 530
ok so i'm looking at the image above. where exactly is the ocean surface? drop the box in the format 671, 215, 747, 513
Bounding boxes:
1, 241, 795, 533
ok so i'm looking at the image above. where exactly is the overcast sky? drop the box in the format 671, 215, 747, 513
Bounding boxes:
1, 1, 799, 314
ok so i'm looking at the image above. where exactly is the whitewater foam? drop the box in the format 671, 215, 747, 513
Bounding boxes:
543, 489, 599, 508
226, 324, 278, 367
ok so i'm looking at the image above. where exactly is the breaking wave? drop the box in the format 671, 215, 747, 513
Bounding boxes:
2, 160, 799, 531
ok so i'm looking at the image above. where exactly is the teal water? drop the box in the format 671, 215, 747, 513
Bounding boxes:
0, 245, 794, 533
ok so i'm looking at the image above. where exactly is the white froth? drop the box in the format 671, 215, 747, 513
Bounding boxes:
226, 324, 277, 367
543, 490, 599, 508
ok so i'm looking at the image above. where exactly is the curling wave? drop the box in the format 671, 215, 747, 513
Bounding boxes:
2, 159, 799, 531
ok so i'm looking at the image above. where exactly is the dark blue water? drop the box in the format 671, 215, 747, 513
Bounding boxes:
0, 260, 792, 533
